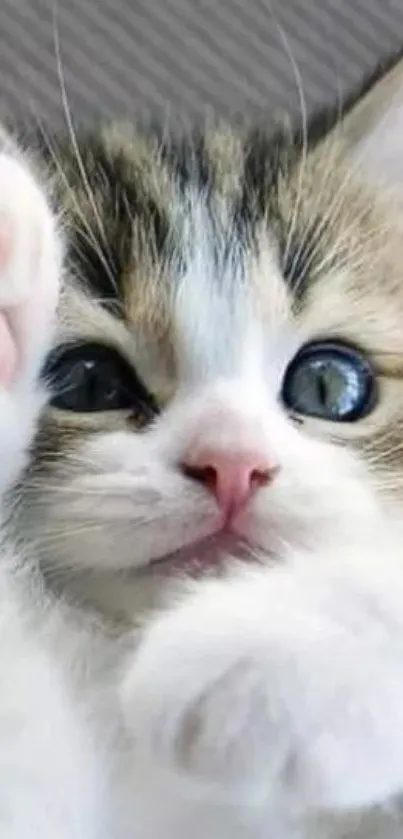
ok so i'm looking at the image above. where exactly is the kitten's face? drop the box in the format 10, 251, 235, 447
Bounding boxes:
19, 58, 403, 613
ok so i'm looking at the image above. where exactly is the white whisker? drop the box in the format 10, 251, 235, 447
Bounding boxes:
272, 17, 308, 281
33, 115, 118, 294
52, 7, 118, 296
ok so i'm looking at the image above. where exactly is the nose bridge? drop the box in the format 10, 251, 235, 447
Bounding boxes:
176, 294, 257, 384
192, 392, 265, 454
174, 225, 262, 385
182, 378, 271, 460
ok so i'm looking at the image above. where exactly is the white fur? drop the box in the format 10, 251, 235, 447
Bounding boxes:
107, 75, 403, 837
0, 150, 108, 839
6, 72, 403, 839
121, 532, 403, 838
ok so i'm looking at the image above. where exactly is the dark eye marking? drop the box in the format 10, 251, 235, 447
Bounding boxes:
282, 341, 377, 422
43, 342, 157, 419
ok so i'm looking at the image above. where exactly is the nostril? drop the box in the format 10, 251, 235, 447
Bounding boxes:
181, 460, 277, 494
181, 463, 218, 491
250, 466, 274, 489
181, 453, 279, 517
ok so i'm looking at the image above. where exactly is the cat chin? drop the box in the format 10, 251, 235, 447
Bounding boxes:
145, 532, 256, 578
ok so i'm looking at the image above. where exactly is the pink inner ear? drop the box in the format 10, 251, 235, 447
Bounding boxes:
0, 312, 17, 387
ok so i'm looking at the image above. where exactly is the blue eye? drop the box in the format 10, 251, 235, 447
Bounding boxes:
282, 341, 377, 422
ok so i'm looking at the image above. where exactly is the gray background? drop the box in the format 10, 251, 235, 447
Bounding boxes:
1, 1, 403, 126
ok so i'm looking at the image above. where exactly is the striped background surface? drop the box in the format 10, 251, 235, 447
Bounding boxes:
1, 1, 403, 126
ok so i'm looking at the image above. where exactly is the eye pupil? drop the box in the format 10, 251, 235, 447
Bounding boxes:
282, 341, 376, 423
43, 342, 156, 417
317, 371, 328, 408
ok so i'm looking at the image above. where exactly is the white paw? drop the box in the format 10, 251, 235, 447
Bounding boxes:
0, 152, 61, 387
122, 564, 403, 817
123, 575, 295, 803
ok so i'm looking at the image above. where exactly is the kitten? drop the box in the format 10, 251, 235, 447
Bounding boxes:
7, 51, 403, 838
0, 145, 107, 837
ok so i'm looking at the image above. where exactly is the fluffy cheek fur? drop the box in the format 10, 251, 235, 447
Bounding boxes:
34, 377, 381, 579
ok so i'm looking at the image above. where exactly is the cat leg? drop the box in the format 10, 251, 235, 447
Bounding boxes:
122, 540, 403, 834
0, 151, 106, 839
0, 150, 61, 493
0, 151, 60, 375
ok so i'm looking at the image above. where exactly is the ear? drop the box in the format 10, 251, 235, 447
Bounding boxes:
339, 53, 403, 189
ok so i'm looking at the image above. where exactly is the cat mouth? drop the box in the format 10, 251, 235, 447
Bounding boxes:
149, 531, 255, 576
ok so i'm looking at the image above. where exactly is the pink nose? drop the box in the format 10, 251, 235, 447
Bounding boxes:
182, 449, 275, 520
